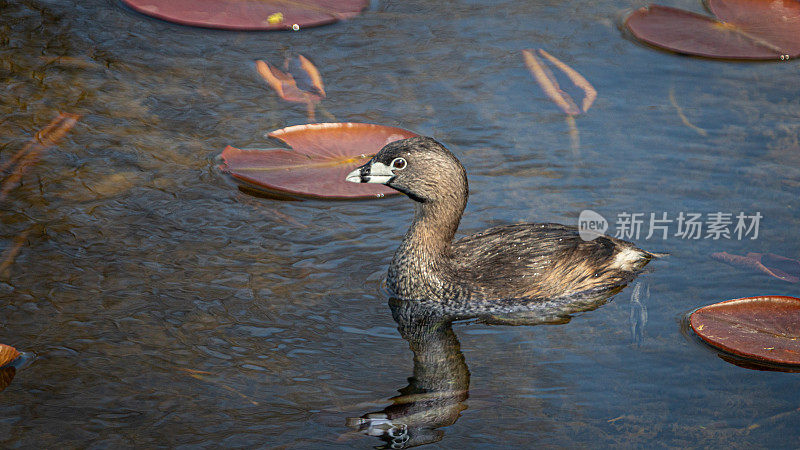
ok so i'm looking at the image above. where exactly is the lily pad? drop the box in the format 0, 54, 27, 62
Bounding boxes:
220, 123, 418, 199
625, 1, 800, 60
0, 344, 20, 368
690, 296, 800, 366
121, 0, 368, 30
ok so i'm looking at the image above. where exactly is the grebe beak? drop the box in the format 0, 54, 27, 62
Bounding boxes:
346, 161, 394, 184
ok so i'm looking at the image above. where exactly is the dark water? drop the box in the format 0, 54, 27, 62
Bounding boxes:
1, 0, 799, 447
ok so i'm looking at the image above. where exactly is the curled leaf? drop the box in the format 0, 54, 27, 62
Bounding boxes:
522, 49, 580, 116
256, 56, 325, 104
295, 55, 326, 98
0, 367, 15, 393
522, 49, 596, 116
0, 344, 20, 368
257, 54, 326, 120
711, 251, 800, 283
536, 50, 596, 113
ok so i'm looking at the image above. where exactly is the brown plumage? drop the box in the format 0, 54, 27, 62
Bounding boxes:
346, 137, 657, 303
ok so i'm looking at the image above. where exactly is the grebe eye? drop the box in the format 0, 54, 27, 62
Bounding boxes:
390, 157, 407, 170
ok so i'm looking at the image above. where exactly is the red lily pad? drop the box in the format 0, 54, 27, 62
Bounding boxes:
121, 0, 368, 30
690, 296, 800, 366
711, 251, 800, 283
220, 123, 418, 199
0, 344, 20, 368
625, 1, 800, 60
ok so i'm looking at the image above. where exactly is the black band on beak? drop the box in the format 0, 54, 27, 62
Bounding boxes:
357, 163, 371, 182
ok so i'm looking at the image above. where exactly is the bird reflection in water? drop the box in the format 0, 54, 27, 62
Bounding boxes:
347, 284, 642, 448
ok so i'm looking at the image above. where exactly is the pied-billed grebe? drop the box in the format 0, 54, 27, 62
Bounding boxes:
346, 137, 658, 302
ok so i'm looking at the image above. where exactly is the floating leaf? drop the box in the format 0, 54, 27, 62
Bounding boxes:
625, 1, 800, 60
220, 123, 418, 199
711, 251, 800, 283
0, 344, 20, 368
121, 0, 368, 30
690, 296, 800, 366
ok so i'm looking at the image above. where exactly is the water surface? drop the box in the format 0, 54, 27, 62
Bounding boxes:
1, 0, 799, 447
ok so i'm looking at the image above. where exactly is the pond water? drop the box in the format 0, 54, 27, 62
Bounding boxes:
1, 0, 799, 447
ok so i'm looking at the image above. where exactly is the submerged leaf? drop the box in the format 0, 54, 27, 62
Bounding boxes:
220, 123, 418, 199
711, 251, 800, 283
292, 55, 326, 97
690, 296, 800, 366
0, 344, 20, 368
522, 49, 580, 116
536, 50, 597, 113
1, 112, 79, 202
257, 61, 311, 104
522, 49, 596, 116
257, 54, 326, 120
121, 0, 368, 30
625, 1, 800, 60
257, 55, 326, 103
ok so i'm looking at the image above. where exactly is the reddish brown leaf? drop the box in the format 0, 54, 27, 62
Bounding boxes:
0, 344, 20, 368
711, 251, 800, 283
707, 0, 800, 57
625, 2, 800, 60
220, 123, 418, 199
690, 296, 800, 366
0, 367, 15, 393
121, 0, 368, 30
